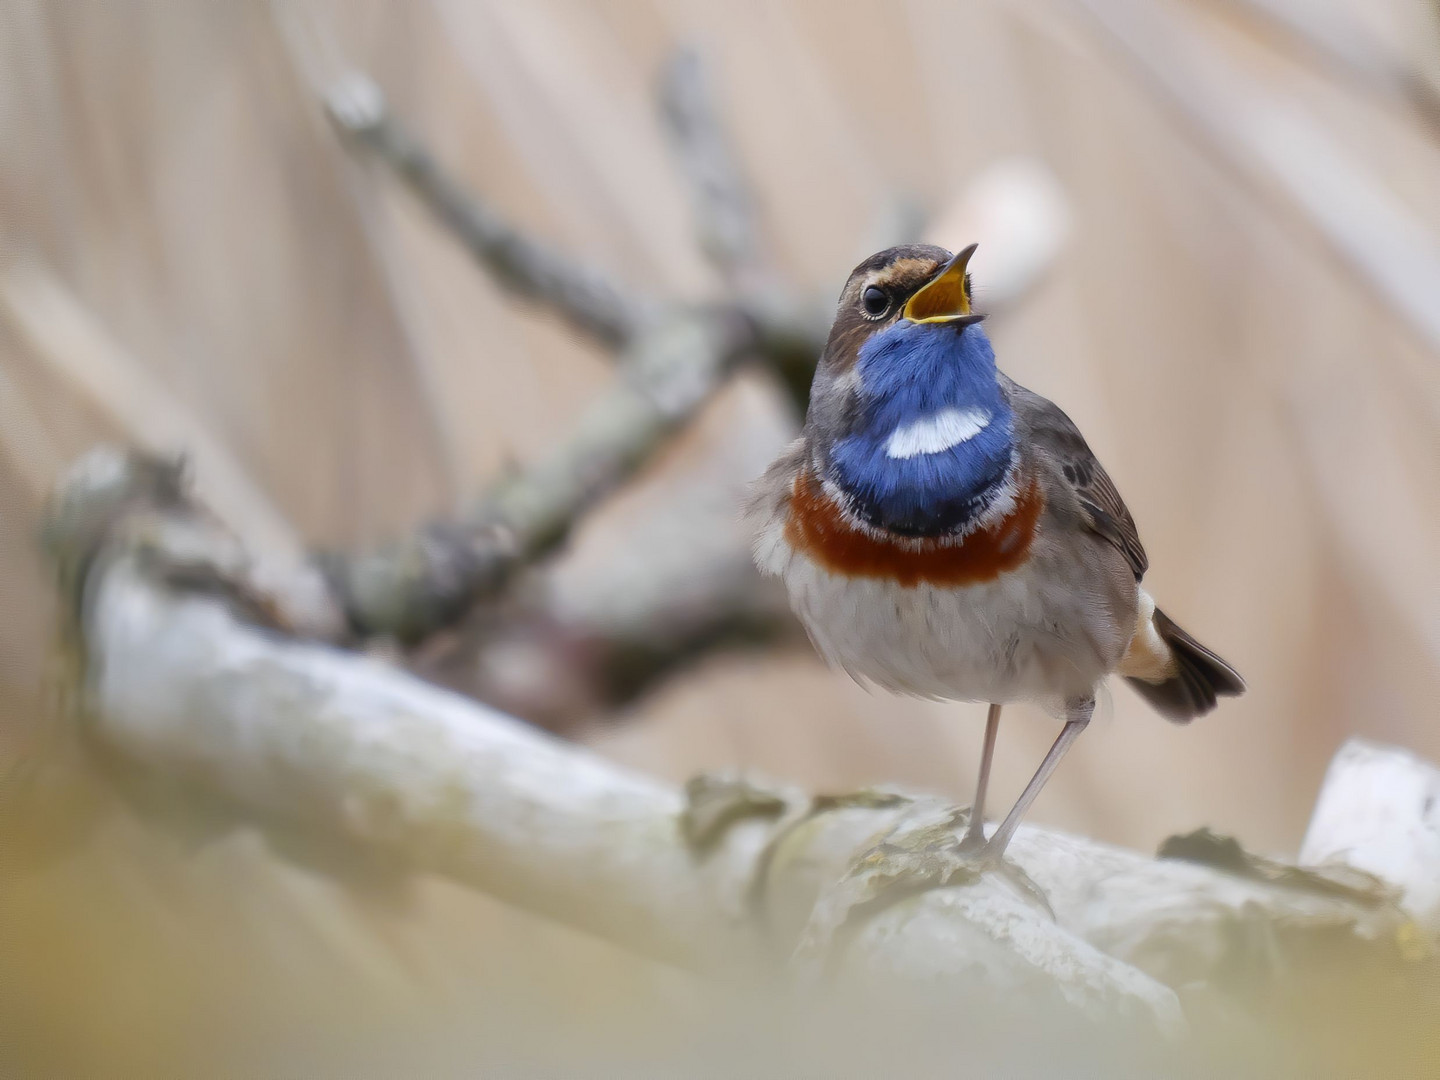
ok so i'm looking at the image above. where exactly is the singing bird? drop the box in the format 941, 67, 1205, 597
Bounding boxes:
748, 244, 1243, 861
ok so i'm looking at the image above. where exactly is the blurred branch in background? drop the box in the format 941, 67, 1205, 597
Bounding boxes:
658, 47, 768, 289
1069, 0, 1440, 366
314, 301, 758, 643
41, 446, 1440, 1053
1203, 0, 1440, 139
326, 75, 651, 351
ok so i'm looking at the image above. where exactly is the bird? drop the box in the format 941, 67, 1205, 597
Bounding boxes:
747, 243, 1244, 862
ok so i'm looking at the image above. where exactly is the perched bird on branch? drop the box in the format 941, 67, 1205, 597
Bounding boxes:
748, 244, 1243, 861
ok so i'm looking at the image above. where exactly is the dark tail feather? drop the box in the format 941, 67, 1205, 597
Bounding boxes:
1126, 608, 1245, 723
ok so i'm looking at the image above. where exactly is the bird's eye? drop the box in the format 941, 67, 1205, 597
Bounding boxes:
861, 285, 889, 317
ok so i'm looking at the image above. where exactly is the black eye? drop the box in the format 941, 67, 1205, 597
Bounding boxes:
861, 285, 889, 317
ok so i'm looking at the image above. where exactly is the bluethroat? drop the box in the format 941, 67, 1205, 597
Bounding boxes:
748, 244, 1244, 860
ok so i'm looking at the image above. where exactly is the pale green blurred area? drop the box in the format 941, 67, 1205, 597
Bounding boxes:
3, 0, 1440, 1074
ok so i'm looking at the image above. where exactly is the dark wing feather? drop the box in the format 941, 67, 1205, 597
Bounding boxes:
1005, 379, 1148, 580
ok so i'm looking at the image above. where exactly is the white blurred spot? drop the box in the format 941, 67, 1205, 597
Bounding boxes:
926, 157, 1072, 307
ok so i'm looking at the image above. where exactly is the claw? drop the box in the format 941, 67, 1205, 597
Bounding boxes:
980, 845, 1055, 918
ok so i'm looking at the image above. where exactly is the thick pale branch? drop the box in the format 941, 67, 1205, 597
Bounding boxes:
48, 448, 1437, 1035
49, 447, 1190, 1025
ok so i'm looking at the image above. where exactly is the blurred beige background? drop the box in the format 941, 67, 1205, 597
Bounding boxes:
2, 1, 1440, 1068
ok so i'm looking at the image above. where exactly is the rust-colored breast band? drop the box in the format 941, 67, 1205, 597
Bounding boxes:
784, 468, 1043, 587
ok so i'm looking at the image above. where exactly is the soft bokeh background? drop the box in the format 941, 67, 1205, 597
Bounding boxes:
3, 0, 1439, 1073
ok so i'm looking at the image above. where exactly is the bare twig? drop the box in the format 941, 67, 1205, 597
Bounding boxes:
658, 47, 766, 286
325, 75, 652, 350
320, 309, 756, 641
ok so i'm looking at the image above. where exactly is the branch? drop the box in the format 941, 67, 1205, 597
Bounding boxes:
1300, 739, 1440, 930
324, 75, 651, 351
421, 586, 801, 735
657, 47, 765, 286
45, 447, 1437, 1037
325, 68, 827, 387
318, 310, 756, 641
48, 448, 1174, 1020
0, 262, 301, 572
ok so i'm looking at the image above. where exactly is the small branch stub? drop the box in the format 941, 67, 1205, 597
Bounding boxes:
1300, 738, 1440, 932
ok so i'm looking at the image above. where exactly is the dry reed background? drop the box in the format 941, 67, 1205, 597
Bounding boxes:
2, 0, 1440, 1074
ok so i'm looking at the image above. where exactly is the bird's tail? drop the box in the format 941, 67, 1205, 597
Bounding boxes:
1121, 596, 1245, 723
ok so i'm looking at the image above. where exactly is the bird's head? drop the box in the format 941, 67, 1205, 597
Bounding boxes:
806, 244, 1014, 537
824, 242, 983, 355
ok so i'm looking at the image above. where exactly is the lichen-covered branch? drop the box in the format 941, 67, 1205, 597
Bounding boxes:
45, 447, 1439, 1037
325, 75, 650, 350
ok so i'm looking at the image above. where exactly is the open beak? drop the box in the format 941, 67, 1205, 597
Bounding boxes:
903, 243, 985, 326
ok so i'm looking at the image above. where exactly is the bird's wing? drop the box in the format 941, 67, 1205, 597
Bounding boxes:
1006, 380, 1148, 580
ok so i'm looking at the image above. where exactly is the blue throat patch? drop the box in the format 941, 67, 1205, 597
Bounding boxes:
826, 321, 1014, 537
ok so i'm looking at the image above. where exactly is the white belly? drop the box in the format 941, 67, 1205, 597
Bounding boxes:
765, 535, 1134, 707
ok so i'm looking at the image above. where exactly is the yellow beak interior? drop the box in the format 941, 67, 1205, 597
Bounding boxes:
903, 244, 977, 323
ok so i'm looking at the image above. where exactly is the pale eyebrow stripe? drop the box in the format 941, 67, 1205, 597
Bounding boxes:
884, 407, 991, 459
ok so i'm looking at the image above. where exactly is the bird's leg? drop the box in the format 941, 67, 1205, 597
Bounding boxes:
960, 702, 1002, 851
982, 696, 1095, 861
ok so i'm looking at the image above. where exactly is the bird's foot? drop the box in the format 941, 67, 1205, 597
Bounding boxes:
955, 818, 989, 858
849, 806, 1053, 915
958, 816, 1055, 916
792, 800, 1059, 970
982, 850, 1054, 917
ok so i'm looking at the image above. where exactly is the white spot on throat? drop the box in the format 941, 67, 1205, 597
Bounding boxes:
884, 406, 991, 459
